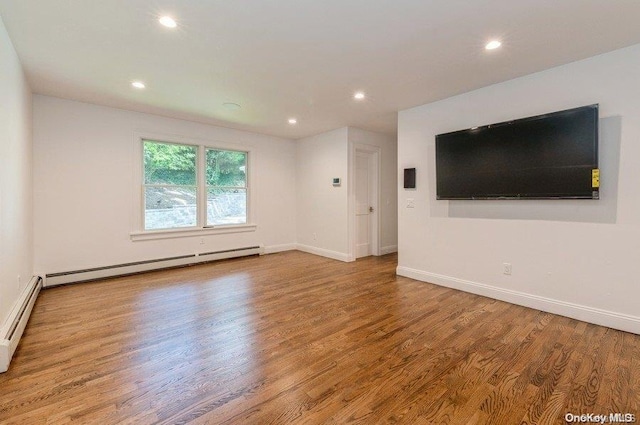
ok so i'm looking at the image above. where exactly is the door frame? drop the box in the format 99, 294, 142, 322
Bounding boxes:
348, 142, 381, 261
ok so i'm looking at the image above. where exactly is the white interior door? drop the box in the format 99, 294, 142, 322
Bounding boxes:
356, 152, 371, 258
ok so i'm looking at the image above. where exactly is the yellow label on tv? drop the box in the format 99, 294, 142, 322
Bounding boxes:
592, 169, 600, 188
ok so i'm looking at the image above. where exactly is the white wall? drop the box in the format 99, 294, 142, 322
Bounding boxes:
295, 127, 398, 261
33, 96, 297, 275
397, 43, 640, 333
0, 16, 33, 327
295, 128, 350, 260
348, 127, 398, 254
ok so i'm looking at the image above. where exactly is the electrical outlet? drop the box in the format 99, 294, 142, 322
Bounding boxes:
17, 275, 21, 289
200, 238, 205, 245
503, 263, 512, 275
313, 232, 317, 241
406, 198, 415, 208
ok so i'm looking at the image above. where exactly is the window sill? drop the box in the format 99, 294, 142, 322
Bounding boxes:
130, 224, 257, 241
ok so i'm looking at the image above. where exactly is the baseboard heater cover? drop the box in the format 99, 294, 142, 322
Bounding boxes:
44, 246, 262, 287
1, 276, 42, 373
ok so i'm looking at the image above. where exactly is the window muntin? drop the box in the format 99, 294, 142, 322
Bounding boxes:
206, 149, 248, 226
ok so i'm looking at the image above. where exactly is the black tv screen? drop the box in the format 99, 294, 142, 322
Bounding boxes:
435, 104, 599, 200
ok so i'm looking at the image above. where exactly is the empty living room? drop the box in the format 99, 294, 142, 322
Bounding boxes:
1, 1, 639, 424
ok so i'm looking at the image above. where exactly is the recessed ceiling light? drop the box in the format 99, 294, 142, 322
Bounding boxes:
288, 118, 297, 125
485, 40, 502, 50
354, 92, 365, 100
131, 81, 146, 89
159, 16, 177, 28
222, 102, 241, 111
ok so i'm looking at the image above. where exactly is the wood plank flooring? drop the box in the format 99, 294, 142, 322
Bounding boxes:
1, 251, 638, 424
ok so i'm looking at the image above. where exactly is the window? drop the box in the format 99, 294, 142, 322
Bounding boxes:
142, 140, 248, 231
143, 141, 198, 230
206, 149, 247, 226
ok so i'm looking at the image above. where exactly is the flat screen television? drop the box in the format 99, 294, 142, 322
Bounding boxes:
435, 104, 599, 200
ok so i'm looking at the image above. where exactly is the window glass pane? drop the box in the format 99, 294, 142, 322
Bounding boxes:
206, 149, 246, 187
145, 187, 197, 230
144, 141, 197, 185
207, 188, 247, 226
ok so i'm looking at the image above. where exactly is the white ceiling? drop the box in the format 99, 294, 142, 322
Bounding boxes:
2, 1, 640, 139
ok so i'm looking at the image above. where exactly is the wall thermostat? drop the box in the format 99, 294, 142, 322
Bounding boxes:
332, 178, 341, 186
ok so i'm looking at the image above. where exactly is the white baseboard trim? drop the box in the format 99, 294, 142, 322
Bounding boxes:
380, 245, 398, 255
44, 246, 263, 287
397, 266, 640, 335
1, 276, 42, 373
262, 244, 297, 254
296, 244, 351, 262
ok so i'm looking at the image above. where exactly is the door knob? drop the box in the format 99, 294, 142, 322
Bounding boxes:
369, 206, 374, 213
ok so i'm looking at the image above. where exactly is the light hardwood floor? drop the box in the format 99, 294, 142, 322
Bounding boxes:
1, 251, 638, 424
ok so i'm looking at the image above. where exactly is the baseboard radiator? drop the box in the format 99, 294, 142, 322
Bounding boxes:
44, 246, 263, 287
1, 276, 42, 373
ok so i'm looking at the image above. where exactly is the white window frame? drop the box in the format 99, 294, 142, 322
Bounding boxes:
130, 132, 256, 241
204, 147, 249, 228
142, 139, 200, 231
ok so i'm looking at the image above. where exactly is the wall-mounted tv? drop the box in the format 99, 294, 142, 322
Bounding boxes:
435, 104, 599, 200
